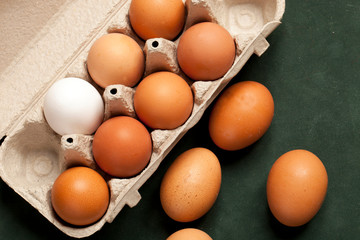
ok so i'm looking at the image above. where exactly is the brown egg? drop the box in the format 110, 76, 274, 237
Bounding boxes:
267, 149, 328, 227
177, 22, 235, 81
167, 228, 213, 240
129, 0, 185, 40
134, 71, 193, 130
209, 81, 274, 151
87, 33, 144, 88
160, 148, 221, 222
51, 167, 109, 226
92, 116, 152, 178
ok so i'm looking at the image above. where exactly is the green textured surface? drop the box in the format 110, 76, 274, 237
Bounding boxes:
1, 0, 360, 239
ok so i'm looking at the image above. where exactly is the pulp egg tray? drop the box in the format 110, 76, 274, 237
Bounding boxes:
0, 0, 285, 238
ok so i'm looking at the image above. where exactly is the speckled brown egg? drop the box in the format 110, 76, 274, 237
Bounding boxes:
160, 148, 221, 222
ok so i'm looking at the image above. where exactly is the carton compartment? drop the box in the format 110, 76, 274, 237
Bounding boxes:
0, 0, 285, 238
1, 121, 61, 189
226, 2, 264, 34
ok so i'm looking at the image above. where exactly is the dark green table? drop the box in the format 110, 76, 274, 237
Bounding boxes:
0, 0, 359, 239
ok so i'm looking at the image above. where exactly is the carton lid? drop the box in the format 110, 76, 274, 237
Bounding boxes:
0, 0, 127, 137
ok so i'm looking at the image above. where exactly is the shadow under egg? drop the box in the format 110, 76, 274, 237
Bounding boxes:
266, 204, 308, 238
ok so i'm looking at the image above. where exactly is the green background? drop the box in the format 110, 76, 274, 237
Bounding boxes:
1, 0, 359, 239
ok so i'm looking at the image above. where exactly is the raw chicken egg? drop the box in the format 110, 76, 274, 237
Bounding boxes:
160, 148, 221, 222
209, 81, 274, 151
177, 22, 236, 81
92, 116, 152, 178
43, 77, 104, 136
51, 167, 109, 226
167, 228, 213, 240
129, 0, 185, 40
267, 149, 328, 227
134, 71, 193, 130
87, 33, 144, 88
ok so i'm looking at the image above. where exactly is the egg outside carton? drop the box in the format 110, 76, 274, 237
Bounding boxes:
0, 0, 285, 238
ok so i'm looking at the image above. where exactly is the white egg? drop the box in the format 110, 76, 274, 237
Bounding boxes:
43, 77, 104, 135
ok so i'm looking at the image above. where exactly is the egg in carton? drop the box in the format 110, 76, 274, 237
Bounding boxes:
0, 0, 285, 238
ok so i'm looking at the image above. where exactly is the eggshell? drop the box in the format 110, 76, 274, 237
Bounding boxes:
129, 0, 185, 40
209, 81, 274, 151
167, 228, 213, 240
160, 148, 221, 222
92, 116, 152, 178
43, 77, 104, 136
87, 33, 144, 88
134, 71, 193, 130
266, 149, 328, 227
177, 22, 236, 81
51, 167, 109, 226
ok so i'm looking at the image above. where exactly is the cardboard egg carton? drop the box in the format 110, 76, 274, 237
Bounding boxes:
0, 0, 285, 238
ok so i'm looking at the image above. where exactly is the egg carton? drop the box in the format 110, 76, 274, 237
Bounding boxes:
0, 0, 285, 238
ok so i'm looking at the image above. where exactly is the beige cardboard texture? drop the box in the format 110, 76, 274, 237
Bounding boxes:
0, 0, 285, 238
